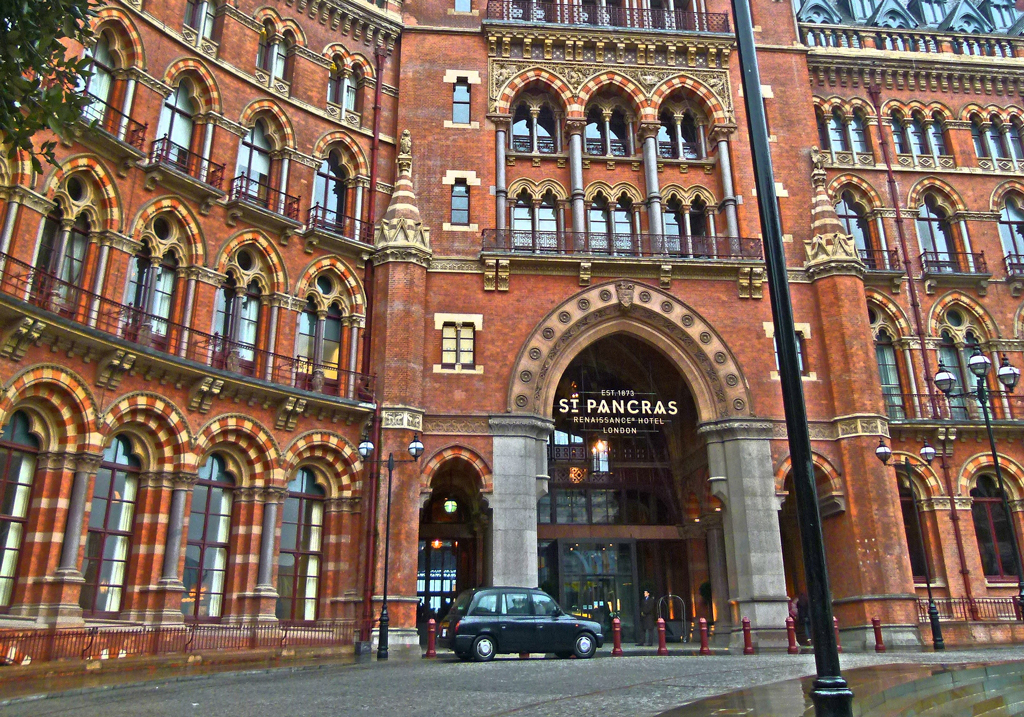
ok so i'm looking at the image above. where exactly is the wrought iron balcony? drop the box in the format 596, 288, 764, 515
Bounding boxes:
482, 229, 763, 260
1005, 253, 1024, 277
486, 0, 731, 33
229, 176, 300, 221
79, 93, 147, 154
858, 248, 901, 272
884, 391, 1023, 422
148, 137, 225, 190
307, 205, 373, 244
919, 250, 987, 275
657, 140, 701, 160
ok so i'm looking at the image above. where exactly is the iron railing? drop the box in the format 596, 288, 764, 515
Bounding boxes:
859, 248, 901, 271
0, 251, 375, 402
920, 250, 987, 275
917, 597, 1022, 623
486, 1, 731, 32
230, 175, 300, 221
307, 205, 373, 244
0, 621, 355, 666
885, 391, 1023, 422
149, 136, 225, 189
482, 229, 763, 260
549, 444, 668, 463
585, 138, 630, 156
510, 135, 557, 153
1005, 253, 1024, 277
80, 93, 147, 151
657, 140, 701, 160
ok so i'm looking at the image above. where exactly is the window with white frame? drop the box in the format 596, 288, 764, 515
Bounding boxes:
441, 322, 475, 368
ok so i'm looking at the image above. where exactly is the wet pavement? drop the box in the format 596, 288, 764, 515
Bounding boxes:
1, 647, 1022, 716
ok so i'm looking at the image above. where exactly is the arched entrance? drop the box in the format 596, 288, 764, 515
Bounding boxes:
416, 457, 489, 637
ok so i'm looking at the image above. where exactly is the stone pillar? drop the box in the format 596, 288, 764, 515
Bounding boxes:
638, 123, 664, 237
567, 120, 586, 235
252, 486, 285, 621
160, 483, 189, 582
58, 468, 92, 574
711, 129, 739, 242
488, 415, 553, 588
494, 117, 509, 231
699, 420, 789, 650
705, 523, 732, 644
0, 195, 21, 261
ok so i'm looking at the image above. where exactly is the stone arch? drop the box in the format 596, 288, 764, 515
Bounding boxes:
650, 75, 730, 126
162, 58, 222, 114
990, 179, 1024, 212
311, 131, 369, 176
238, 100, 295, 150
100, 392, 194, 472
661, 183, 718, 208
0, 365, 100, 452
214, 229, 288, 294
42, 155, 123, 232
584, 181, 643, 204
891, 452, 944, 498
906, 176, 967, 213
578, 72, 648, 121
773, 452, 845, 499
294, 256, 364, 312
866, 289, 914, 338
958, 453, 1024, 500
93, 7, 146, 70
253, 7, 305, 46
129, 195, 207, 266
283, 430, 361, 498
827, 173, 886, 209
494, 68, 574, 116
194, 414, 281, 486
322, 44, 374, 78
927, 291, 1000, 339
507, 281, 751, 422
507, 178, 569, 202
421, 446, 493, 495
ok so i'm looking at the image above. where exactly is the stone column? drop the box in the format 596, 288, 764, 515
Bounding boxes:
0, 195, 21, 261
638, 122, 663, 237
602, 111, 612, 157
488, 415, 553, 588
160, 475, 196, 583
699, 420, 789, 650
58, 467, 94, 573
705, 523, 732, 643
254, 486, 285, 622
494, 117, 509, 231
87, 240, 111, 328
567, 120, 586, 235
710, 128, 739, 242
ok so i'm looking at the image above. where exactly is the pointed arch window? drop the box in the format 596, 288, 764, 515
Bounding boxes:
971, 475, 1019, 580
916, 194, 961, 270
313, 152, 348, 224
183, 453, 234, 620
897, 473, 929, 581
511, 105, 531, 153
999, 196, 1024, 268
664, 198, 684, 254
257, 22, 290, 81
989, 118, 1010, 158
909, 114, 929, 155
927, 113, 947, 156
85, 33, 116, 107
185, 0, 217, 40
35, 213, 91, 317
346, 66, 362, 113
938, 330, 970, 419
0, 412, 39, 610
125, 242, 178, 348
850, 112, 870, 153
658, 111, 676, 159
828, 109, 849, 151
296, 300, 344, 389
155, 82, 197, 172
680, 113, 701, 159
816, 109, 830, 150
81, 436, 140, 616
972, 117, 990, 157
213, 275, 263, 374
236, 121, 274, 206
277, 468, 324, 622
1009, 121, 1024, 160
608, 110, 630, 157
584, 107, 605, 155
835, 191, 877, 265
875, 328, 905, 420
327, 62, 344, 105
890, 111, 910, 154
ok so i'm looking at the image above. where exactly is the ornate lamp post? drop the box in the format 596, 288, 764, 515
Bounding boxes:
358, 433, 425, 661
875, 439, 944, 649
933, 351, 1024, 619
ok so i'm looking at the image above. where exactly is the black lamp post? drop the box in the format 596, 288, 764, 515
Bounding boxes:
358, 433, 424, 661
875, 439, 944, 650
933, 351, 1024, 619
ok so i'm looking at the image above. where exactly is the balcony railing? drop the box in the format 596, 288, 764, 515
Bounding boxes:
917, 598, 1022, 623
920, 251, 987, 275
230, 175, 300, 221
0, 621, 354, 666
80, 93, 147, 151
1005, 253, 1024, 277
486, 0, 731, 32
801, 23, 1019, 59
149, 137, 225, 190
510, 135, 557, 154
859, 248, 901, 271
482, 229, 763, 260
548, 444, 667, 463
307, 205, 372, 244
884, 392, 1023, 422
657, 140, 701, 160
0, 251, 374, 403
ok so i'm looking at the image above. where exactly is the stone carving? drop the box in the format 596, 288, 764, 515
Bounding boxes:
615, 281, 634, 311
96, 350, 138, 390
399, 129, 412, 156
423, 416, 490, 434
805, 231, 858, 264
0, 317, 46, 361
188, 376, 223, 414
275, 397, 307, 431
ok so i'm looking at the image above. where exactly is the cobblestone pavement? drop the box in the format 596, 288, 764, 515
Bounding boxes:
3, 648, 1021, 717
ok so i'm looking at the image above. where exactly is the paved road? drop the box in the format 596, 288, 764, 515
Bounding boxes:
3, 648, 1021, 717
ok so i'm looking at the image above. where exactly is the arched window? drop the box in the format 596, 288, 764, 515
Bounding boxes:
510, 191, 557, 250
277, 468, 325, 622
928, 113, 947, 156
346, 66, 362, 113
608, 110, 630, 157
588, 194, 610, 250
875, 328, 905, 419
125, 241, 178, 348
972, 117, 990, 157
86, 33, 116, 106
689, 197, 709, 238
511, 105, 531, 153
828, 109, 849, 152
0, 412, 39, 610
971, 475, 1019, 580
834, 191, 874, 263
1009, 121, 1024, 160
327, 62, 344, 105
235, 121, 273, 206
80, 435, 140, 616
185, 0, 217, 40
999, 196, 1024, 258
890, 111, 910, 154
256, 22, 290, 80
916, 194, 958, 266
536, 106, 557, 154
35, 209, 90, 314
680, 113, 701, 159
213, 274, 263, 374
909, 114, 929, 155
850, 111, 870, 153
658, 111, 676, 159
938, 330, 970, 419
584, 107, 605, 155
183, 453, 234, 620
816, 109, 830, 150
664, 198, 683, 253
897, 472, 929, 581
155, 82, 197, 171
313, 152, 348, 222
296, 299, 345, 389
511, 191, 532, 232
989, 118, 1010, 158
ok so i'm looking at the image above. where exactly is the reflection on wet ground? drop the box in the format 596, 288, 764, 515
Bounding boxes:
659, 661, 1024, 716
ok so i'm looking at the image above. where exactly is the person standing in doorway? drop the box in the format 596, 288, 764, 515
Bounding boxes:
639, 589, 656, 647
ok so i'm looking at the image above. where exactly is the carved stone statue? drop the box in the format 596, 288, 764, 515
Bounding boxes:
810, 146, 826, 172
399, 129, 412, 156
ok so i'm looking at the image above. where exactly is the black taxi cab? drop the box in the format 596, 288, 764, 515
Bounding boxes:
436, 587, 604, 662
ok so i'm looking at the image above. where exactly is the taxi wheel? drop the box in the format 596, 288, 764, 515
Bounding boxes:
472, 635, 496, 662
573, 632, 597, 659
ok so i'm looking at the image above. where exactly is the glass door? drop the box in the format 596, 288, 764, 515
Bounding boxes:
417, 539, 459, 622
558, 541, 637, 641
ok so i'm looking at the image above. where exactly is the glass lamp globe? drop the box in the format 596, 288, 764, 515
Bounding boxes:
998, 356, 1021, 391
967, 349, 992, 379
358, 439, 374, 458
408, 433, 424, 458
874, 439, 892, 465
933, 365, 957, 395
920, 442, 937, 465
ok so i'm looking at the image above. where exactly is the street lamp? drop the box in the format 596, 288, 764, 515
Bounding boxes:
933, 351, 1024, 619
358, 433, 424, 660
875, 439, 944, 650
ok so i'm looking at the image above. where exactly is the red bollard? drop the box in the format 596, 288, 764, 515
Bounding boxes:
742, 617, 754, 655
424, 618, 437, 658
657, 617, 669, 655
611, 616, 623, 656
698, 617, 711, 655
786, 616, 799, 654
872, 617, 885, 653
833, 616, 843, 654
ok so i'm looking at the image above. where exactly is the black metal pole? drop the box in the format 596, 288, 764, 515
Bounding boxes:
729, 1, 852, 713
975, 379, 1024, 619
377, 452, 395, 660
905, 457, 945, 649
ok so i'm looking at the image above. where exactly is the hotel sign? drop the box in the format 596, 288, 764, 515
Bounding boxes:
556, 390, 678, 434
